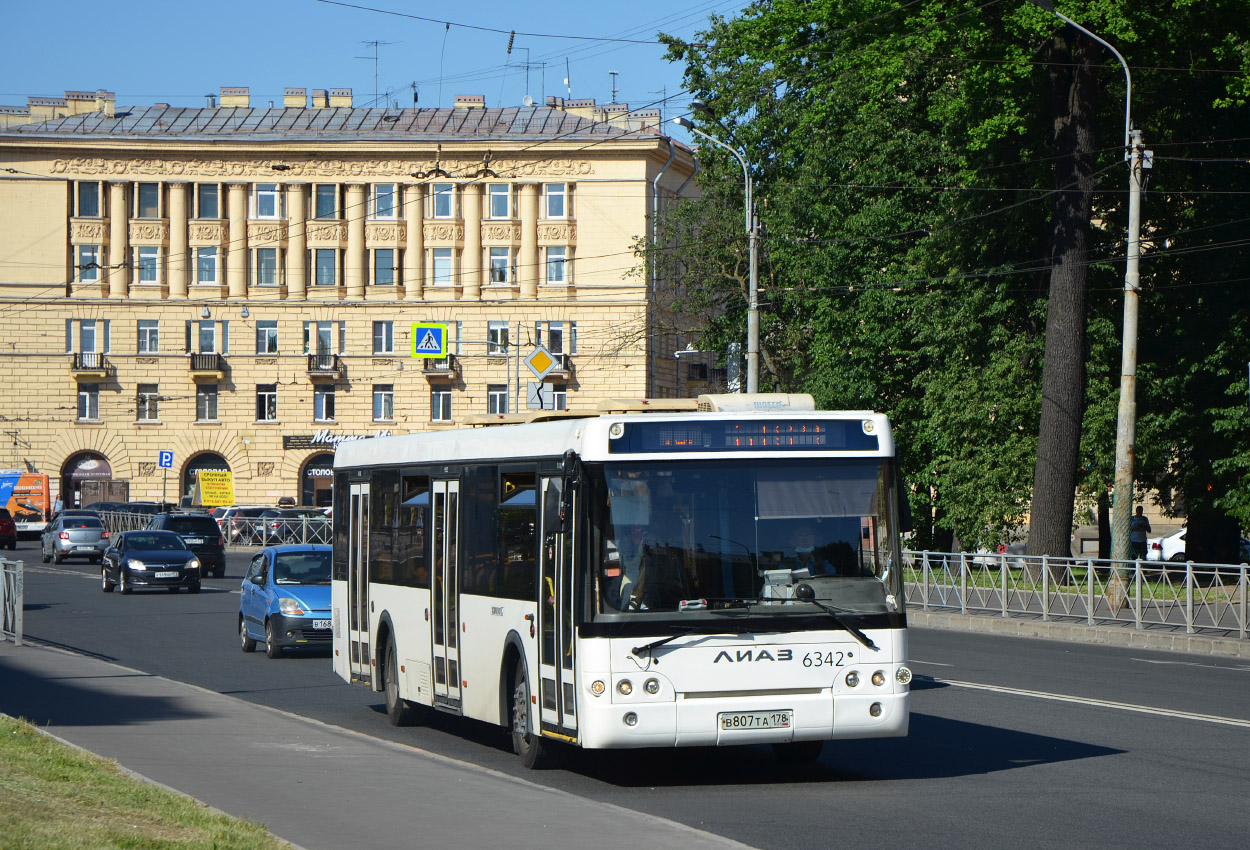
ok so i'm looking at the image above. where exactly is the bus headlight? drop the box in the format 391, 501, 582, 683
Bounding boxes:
617, 679, 633, 696
896, 666, 913, 685
591, 680, 606, 696
845, 671, 860, 687
644, 678, 660, 695
871, 671, 886, 687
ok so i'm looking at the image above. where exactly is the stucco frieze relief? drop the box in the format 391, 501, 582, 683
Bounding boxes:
248, 221, 288, 245
129, 220, 169, 244
306, 222, 347, 244
70, 220, 106, 243
365, 222, 403, 244
481, 222, 522, 243
423, 222, 465, 244
536, 222, 576, 244
188, 222, 226, 244
51, 157, 595, 179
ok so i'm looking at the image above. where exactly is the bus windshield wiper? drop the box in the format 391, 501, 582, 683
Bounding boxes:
795, 584, 878, 651
632, 628, 696, 657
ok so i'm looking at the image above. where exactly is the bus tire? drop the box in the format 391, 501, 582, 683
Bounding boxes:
511, 665, 552, 769
773, 740, 825, 764
384, 637, 419, 727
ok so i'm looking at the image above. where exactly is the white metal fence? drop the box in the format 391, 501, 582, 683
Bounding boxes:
1, 557, 22, 646
94, 511, 331, 548
904, 550, 1249, 639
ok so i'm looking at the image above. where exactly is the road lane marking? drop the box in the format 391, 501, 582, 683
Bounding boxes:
921, 676, 1250, 729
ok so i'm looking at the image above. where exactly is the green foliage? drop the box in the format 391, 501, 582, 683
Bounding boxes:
652, 0, 1250, 544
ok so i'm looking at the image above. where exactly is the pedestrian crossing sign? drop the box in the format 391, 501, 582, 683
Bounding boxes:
410, 323, 448, 358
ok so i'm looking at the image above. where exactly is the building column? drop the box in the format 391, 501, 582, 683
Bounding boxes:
519, 183, 540, 299
345, 183, 366, 298
462, 182, 482, 300
168, 182, 189, 298
403, 184, 425, 300
227, 182, 248, 298
107, 181, 129, 298
287, 183, 307, 298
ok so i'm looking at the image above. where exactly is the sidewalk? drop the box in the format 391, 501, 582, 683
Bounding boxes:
0, 641, 753, 850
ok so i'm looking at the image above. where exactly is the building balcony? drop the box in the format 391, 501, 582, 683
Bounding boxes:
307, 353, 344, 380
422, 354, 459, 380
70, 352, 113, 380
189, 353, 226, 381
545, 353, 574, 379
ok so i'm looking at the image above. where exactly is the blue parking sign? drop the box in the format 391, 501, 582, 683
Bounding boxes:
158, 451, 173, 469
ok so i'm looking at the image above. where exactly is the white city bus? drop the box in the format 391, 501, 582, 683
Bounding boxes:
330, 394, 911, 767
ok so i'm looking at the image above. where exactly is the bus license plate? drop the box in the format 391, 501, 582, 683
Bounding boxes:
313, 619, 331, 630
719, 710, 792, 731
155, 571, 179, 579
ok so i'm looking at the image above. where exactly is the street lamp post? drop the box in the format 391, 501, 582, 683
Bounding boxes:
1028, 0, 1148, 564
672, 111, 760, 393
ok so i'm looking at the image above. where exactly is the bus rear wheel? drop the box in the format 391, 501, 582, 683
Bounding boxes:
511, 665, 552, 769
384, 637, 420, 727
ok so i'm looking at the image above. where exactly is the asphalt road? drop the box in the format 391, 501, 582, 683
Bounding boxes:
7, 539, 1250, 850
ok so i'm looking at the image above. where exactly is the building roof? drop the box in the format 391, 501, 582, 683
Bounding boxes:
0, 105, 645, 144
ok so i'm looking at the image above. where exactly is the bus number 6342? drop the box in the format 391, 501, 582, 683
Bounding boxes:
803, 651, 847, 668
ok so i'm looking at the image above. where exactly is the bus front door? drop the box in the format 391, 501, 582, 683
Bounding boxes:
348, 481, 370, 684
537, 476, 577, 739
431, 479, 462, 707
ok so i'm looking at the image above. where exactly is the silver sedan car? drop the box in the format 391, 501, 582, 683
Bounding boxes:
42, 515, 110, 564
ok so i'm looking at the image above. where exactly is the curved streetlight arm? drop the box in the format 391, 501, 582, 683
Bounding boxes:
672, 116, 752, 235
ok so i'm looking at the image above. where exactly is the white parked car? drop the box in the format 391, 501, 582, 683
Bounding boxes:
1147, 529, 1186, 562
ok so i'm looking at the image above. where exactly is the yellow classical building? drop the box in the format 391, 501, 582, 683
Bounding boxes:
0, 87, 697, 507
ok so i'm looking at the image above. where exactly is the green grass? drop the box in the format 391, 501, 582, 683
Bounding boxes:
0, 715, 292, 850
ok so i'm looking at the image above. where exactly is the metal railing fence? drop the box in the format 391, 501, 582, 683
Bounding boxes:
1, 557, 23, 646
94, 511, 330, 548
904, 550, 1248, 639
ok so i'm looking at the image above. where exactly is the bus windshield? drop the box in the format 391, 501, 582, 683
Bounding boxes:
589, 458, 901, 620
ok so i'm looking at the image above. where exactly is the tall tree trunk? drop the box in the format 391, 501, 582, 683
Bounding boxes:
1027, 30, 1100, 559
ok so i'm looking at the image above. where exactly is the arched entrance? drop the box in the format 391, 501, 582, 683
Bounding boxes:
60, 452, 113, 508
300, 453, 335, 507
182, 453, 231, 501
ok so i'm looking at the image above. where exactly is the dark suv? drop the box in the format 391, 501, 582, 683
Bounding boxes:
146, 513, 226, 578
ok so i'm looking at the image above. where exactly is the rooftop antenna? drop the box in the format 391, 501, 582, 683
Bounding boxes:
609, 70, 620, 104
356, 40, 397, 108
411, 82, 419, 106
564, 58, 572, 99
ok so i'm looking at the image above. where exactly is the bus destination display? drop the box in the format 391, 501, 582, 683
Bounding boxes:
609, 420, 880, 453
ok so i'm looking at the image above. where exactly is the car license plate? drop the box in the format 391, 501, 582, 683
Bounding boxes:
313, 619, 331, 630
719, 710, 792, 731
155, 571, 179, 579
75, 546, 95, 551
185, 538, 204, 545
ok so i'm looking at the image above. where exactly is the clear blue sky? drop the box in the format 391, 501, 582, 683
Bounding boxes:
3, 0, 744, 123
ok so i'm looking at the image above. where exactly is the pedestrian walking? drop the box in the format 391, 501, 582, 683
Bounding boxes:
1129, 506, 1152, 561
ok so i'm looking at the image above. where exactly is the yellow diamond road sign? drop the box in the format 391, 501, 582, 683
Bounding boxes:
524, 345, 556, 379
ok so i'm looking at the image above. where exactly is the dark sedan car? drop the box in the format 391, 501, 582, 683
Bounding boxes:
146, 512, 226, 577
101, 530, 202, 594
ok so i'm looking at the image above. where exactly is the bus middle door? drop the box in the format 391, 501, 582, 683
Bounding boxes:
537, 476, 577, 740
430, 478, 462, 707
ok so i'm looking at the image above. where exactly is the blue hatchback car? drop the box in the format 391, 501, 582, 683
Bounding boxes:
239, 545, 332, 658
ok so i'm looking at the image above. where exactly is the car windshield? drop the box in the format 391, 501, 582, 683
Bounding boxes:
127, 533, 188, 551
273, 551, 332, 584
588, 459, 901, 621
165, 517, 218, 535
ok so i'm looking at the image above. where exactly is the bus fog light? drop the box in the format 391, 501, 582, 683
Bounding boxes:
617, 679, 633, 696
871, 671, 886, 687
845, 671, 860, 687
591, 680, 606, 696
623, 712, 638, 726
644, 678, 660, 694
896, 666, 912, 685
869, 702, 882, 717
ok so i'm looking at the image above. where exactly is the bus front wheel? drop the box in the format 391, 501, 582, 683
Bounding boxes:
511, 666, 552, 769
385, 637, 419, 727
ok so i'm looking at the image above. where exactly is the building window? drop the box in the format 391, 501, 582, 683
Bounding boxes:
199, 321, 218, 354
372, 184, 397, 219
135, 182, 161, 218
135, 246, 161, 284
488, 184, 510, 219
67, 319, 109, 354
536, 320, 576, 354
77, 383, 100, 421
488, 321, 509, 356
254, 183, 282, 219
314, 386, 336, 422
373, 385, 394, 421
303, 320, 343, 354
76, 182, 101, 218
372, 321, 393, 354
137, 384, 159, 422
196, 384, 219, 421
196, 184, 220, 219
551, 384, 567, 410
431, 248, 453, 286
545, 246, 567, 284
77, 245, 101, 282
137, 320, 159, 354
196, 247, 218, 284
431, 184, 454, 218
256, 321, 278, 354
431, 389, 452, 423
254, 247, 279, 286
544, 183, 567, 219
256, 384, 278, 421
313, 248, 338, 286
314, 184, 338, 220
372, 248, 395, 286
487, 385, 508, 415
488, 247, 512, 284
